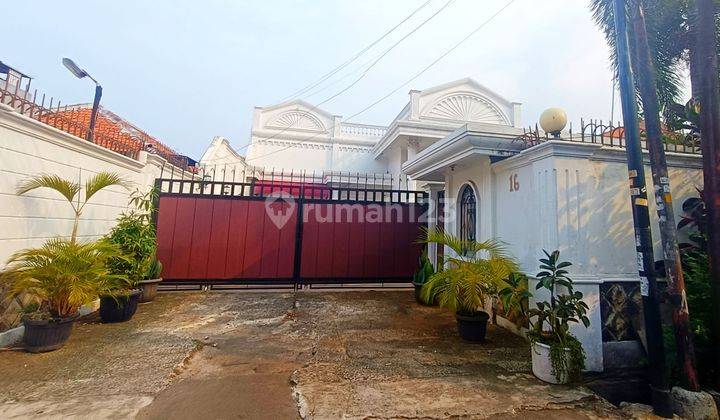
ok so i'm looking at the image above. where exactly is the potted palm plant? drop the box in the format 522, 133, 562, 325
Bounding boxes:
412, 250, 434, 305
420, 228, 518, 342
3, 172, 131, 351
527, 250, 589, 384
1, 239, 125, 352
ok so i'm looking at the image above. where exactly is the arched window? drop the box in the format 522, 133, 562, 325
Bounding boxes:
459, 185, 476, 245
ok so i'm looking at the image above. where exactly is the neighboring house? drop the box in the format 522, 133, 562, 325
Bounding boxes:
200, 77, 704, 372
0, 64, 193, 331
200, 77, 522, 182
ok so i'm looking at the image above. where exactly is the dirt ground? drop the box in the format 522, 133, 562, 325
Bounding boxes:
0, 291, 625, 419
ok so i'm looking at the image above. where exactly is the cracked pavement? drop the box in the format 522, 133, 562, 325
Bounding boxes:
0, 291, 623, 419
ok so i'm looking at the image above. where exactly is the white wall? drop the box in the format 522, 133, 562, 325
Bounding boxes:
246, 138, 387, 174
0, 103, 187, 266
491, 141, 703, 277
488, 141, 703, 371
436, 140, 703, 372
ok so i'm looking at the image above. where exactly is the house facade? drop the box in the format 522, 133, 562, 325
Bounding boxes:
200, 78, 704, 371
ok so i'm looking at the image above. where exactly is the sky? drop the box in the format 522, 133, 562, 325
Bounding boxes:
3, 0, 651, 159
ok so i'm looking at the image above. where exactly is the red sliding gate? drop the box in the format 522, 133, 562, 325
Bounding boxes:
155, 177, 428, 288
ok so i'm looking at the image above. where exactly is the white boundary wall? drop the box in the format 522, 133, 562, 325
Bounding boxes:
0, 103, 187, 266
438, 140, 703, 371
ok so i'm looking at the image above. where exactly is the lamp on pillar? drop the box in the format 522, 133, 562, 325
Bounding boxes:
62, 58, 102, 143
539, 108, 567, 138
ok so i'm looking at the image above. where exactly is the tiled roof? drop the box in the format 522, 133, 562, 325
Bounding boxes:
49, 105, 179, 158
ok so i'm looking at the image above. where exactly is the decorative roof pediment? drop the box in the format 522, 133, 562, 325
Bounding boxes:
416, 78, 516, 126
267, 110, 325, 132
422, 92, 509, 125
257, 99, 332, 134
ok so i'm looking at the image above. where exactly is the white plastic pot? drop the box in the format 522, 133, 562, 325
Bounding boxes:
531, 341, 570, 384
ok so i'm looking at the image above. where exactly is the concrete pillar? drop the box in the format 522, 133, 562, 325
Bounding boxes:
425, 183, 444, 269
443, 168, 456, 260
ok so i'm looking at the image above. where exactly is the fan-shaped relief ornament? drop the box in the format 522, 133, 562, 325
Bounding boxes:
425, 94, 508, 124
267, 111, 325, 132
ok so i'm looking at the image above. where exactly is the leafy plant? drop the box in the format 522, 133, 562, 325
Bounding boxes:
104, 186, 160, 289
104, 213, 157, 288
672, 191, 715, 386
128, 187, 158, 224
0, 239, 127, 319
498, 272, 531, 327
528, 250, 589, 382
145, 256, 163, 280
419, 228, 518, 315
412, 249, 434, 286
678, 190, 707, 254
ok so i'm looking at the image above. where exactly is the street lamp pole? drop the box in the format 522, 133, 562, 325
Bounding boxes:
62, 58, 102, 142
88, 83, 102, 142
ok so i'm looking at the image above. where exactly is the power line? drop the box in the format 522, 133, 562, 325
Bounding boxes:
312, 0, 456, 109
280, 0, 433, 102
205, 0, 455, 162
245, 0, 516, 164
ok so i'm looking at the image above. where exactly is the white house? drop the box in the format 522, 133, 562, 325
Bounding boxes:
200, 77, 704, 372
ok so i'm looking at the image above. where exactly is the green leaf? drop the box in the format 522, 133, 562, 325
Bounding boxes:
85, 172, 133, 202
17, 174, 80, 204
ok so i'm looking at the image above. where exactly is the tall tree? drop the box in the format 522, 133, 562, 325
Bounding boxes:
593, 0, 720, 388
591, 0, 690, 112
629, 0, 699, 391
690, 0, 720, 387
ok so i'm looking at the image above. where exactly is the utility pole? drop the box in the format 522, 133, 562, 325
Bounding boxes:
612, 0, 672, 416
693, 0, 720, 386
628, 0, 699, 391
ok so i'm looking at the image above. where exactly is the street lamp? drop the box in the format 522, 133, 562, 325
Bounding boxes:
62, 58, 102, 142
539, 108, 567, 139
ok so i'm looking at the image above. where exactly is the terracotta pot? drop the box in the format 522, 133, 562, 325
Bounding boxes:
22, 316, 74, 353
138, 278, 162, 303
455, 311, 490, 342
99, 289, 142, 323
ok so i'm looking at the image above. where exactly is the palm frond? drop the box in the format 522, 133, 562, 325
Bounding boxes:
589, 0, 688, 111
1, 238, 125, 318
85, 172, 132, 202
420, 228, 519, 314
16, 174, 80, 204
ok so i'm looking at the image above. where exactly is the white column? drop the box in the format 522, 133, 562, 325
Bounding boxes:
425, 184, 444, 269
406, 138, 421, 190
443, 168, 456, 260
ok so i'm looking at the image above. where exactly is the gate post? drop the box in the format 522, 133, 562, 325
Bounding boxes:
292, 184, 305, 289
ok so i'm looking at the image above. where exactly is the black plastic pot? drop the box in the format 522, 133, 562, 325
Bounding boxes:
99, 289, 142, 323
455, 311, 490, 342
413, 282, 437, 306
22, 317, 74, 353
413, 282, 427, 305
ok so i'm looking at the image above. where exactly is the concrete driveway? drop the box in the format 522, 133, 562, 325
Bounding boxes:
0, 291, 622, 419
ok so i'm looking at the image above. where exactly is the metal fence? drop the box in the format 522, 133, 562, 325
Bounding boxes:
156, 169, 426, 204
0, 79, 192, 168
514, 119, 702, 155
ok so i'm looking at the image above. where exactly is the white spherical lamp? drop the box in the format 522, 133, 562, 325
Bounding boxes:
539, 108, 567, 138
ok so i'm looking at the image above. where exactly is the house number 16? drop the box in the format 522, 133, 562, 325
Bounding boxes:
509, 174, 519, 192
